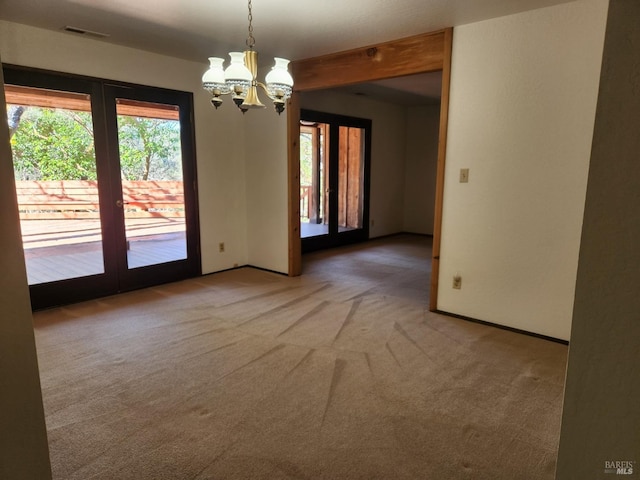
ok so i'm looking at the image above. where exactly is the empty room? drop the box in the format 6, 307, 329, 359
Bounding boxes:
1, 0, 638, 479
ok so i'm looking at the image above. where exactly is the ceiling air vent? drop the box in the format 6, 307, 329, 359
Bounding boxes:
63, 26, 110, 39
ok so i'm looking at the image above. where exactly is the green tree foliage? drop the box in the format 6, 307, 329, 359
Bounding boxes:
10, 106, 97, 180
117, 116, 182, 181
300, 132, 313, 186
8, 106, 183, 182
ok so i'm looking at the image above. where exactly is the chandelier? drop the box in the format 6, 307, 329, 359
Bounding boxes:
201, 0, 294, 115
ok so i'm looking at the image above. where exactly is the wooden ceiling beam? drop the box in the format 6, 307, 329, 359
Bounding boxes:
291, 30, 446, 92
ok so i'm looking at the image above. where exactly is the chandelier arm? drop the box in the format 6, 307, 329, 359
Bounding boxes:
256, 82, 283, 102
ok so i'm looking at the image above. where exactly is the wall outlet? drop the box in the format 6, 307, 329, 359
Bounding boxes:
218, 242, 225, 253
459, 168, 469, 183
453, 275, 462, 289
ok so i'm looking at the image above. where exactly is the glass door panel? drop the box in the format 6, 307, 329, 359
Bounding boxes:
300, 122, 330, 239
338, 126, 365, 233
6, 85, 106, 284
5, 66, 200, 310
300, 110, 371, 253
114, 99, 187, 269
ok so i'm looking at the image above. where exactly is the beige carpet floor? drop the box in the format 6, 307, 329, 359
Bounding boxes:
33, 234, 568, 479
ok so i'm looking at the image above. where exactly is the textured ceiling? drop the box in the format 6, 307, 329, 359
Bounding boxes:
0, 0, 575, 102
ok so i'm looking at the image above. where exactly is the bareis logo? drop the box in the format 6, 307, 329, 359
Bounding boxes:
604, 461, 636, 475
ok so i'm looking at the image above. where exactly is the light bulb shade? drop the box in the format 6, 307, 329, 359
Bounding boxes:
225, 52, 253, 97
265, 57, 294, 100
202, 57, 230, 95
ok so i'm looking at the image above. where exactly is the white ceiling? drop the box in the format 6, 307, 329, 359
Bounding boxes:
335, 72, 444, 105
0, 0, 575, 102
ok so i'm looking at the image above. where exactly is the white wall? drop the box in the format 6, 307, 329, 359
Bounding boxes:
403, 104, 440, 235
300, 90, 408, 238
244, 107, 290, 273
438, 0, 608, 340
0, 20, 248, 274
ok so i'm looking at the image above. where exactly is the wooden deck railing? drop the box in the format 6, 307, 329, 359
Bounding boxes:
15, 180, 185, 219
300, 185, 311, 220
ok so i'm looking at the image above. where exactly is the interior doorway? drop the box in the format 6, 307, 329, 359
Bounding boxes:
299, 110, 371, 252
288, 29, 453, 311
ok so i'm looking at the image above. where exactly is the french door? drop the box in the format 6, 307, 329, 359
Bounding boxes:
4, 66, 200, 309
300, 109, 371, 252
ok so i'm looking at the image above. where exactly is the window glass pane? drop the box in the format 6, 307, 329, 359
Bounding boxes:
338, 126, 364, 232
6, 85, 105, 284
300, 122, 330, 238
115, 98, 187, 269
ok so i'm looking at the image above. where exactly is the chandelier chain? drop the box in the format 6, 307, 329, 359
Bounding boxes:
246, 0, 256, 49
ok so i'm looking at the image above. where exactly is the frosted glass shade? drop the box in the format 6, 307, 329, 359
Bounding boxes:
265, 57, 294, 100
225, 52, 252, 96
202, 57, 229, 94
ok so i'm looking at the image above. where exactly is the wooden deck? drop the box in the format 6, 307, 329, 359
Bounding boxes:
21, 218, 186, 284
300, 221, 357, 238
